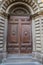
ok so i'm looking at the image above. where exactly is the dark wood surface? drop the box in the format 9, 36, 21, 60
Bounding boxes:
7, 16, 32, 54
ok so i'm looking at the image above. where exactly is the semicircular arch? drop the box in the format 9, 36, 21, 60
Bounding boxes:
1, 0, 39, 15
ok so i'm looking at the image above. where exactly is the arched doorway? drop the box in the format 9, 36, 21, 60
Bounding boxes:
0, 0, 39, 54
7, 4, 32, 54
0, 0, 43, 63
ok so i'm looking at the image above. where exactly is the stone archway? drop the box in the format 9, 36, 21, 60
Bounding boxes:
6, 1, 33, 54
3, 0, 38, 54
0, 0, 43, 62
1, 0, 39, 14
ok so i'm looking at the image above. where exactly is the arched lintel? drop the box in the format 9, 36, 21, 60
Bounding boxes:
6, 2, 34, 15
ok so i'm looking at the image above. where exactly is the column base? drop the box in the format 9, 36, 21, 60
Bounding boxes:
41, 52, 43, 64
32, 51, 42, 63
2, 51, 7, 63
0, 52, 3, 63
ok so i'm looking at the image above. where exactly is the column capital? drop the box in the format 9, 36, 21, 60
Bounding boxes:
31, 11, 43, 18
0, 12, 8, 18
31, 13, 39, 18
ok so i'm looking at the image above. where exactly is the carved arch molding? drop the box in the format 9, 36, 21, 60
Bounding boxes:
0, 0, 40, 15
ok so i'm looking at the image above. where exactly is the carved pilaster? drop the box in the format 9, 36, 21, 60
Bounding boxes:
0, 12, 8, 62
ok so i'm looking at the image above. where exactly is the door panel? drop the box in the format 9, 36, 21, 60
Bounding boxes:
21, 24, 30, 43
7, 16, 32, 54
20, 22, 32, 53
9, 24, 18, 42
7, 23, 19, 53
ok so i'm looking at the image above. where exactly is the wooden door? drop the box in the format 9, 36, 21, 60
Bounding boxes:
7, 16, 32, 54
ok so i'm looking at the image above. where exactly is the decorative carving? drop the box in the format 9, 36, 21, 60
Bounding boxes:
25, 31, 27, 35
12, 31, 15, 35
10, 7, 30, 16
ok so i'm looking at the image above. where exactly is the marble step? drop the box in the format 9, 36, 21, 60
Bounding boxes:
5, 54, 34, 62
4, 58, 35, 63
1, 54, 42, 65
7, 54, 32, 59
1, 62, 42, 65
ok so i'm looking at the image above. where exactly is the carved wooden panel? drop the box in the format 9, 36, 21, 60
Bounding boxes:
20, 21, 32, 53
7, 16, 32, 53
10, 24, 18, 42
7, 21, 19, 53
21, 24, 30, 43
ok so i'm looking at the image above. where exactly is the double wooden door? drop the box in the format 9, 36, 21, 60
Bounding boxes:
7, 16, 32, 54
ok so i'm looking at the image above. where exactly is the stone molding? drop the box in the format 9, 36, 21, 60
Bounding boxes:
0, 12, 8, 18
0, 11, 43, 18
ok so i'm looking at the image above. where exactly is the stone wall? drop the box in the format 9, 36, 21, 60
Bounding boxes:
0, 15, 5, 63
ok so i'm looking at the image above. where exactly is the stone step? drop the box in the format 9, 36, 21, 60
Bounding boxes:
1, 54, 42, 65
5, 54, 34, 63
7, 54, 32, 59
5, 58, 35, 63
1, 62, 42, 65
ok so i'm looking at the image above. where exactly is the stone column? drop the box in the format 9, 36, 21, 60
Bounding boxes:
32, 17, 36, 58
32, 13, 42, 62
37, 0, 43, 63
0, 12, 8, 62
0, 12, 5, 63
40, 14, 43, 63
2, 13, 8, 62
